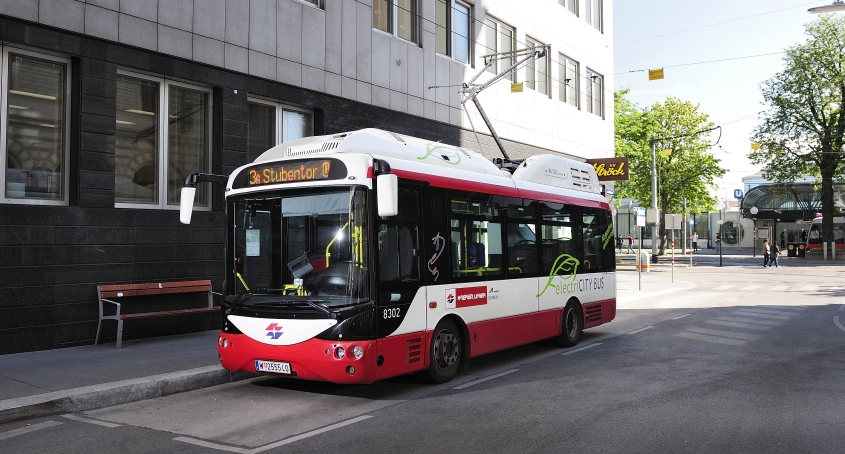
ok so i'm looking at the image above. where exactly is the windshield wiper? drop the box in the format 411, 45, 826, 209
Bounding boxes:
251, 299, 332, 316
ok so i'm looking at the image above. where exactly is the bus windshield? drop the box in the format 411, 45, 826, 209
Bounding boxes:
230, 187, 370, 307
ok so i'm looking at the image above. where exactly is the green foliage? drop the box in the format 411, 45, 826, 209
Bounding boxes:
751, 15, 845, 243
614, 89, 726, 253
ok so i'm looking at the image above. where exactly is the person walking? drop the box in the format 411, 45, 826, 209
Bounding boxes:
715, 233, 721, 252
762, 238, 771, 267
769, 241, 780, 268
616, 235, 623, 254
692, 232, 698, 252
626, 233, 635, 254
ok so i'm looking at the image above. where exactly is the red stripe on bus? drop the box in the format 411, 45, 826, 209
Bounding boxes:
392, 169, 521, 197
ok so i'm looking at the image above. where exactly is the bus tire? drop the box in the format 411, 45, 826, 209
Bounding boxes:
424, 318, 462, 383
553, 302, 582, 348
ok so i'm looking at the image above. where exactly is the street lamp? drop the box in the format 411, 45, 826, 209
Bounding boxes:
809, 0, 845, 13
715, 200, 725, 267
750, 206, 759, 258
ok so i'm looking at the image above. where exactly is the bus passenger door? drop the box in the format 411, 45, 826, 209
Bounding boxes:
374, 182, 428, 380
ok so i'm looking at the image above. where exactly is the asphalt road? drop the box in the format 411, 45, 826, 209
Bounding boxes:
3, 259, 845, 453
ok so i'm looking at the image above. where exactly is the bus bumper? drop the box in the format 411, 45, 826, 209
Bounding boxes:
217, 332, 377, 384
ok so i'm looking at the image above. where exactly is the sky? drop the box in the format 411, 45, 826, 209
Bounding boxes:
612, 0, 831, 203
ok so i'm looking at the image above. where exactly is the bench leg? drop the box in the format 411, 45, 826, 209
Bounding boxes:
95, 319, 103, 345
116, 319, 124, 349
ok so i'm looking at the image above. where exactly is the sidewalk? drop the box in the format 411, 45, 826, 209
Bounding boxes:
0, 330, 251, 424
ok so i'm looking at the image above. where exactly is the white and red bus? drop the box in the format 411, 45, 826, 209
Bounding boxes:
181, 128, 616, 384
806, 216, 845, 249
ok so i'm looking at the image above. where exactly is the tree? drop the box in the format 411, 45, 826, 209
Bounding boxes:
615, 89, 726, 255
751, 15, 845, 246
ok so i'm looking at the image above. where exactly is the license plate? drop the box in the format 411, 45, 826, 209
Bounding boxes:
255, 360, 291, 374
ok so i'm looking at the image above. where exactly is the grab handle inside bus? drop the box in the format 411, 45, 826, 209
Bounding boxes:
180, 186, 197, 224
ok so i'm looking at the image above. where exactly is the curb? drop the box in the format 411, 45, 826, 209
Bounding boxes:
0, 366, 254, 424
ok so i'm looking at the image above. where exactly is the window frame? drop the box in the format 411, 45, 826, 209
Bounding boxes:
0, 46, 71, 206
585, 68, 604, 119
585, 0, 603, 32
114, 70, 213, 210
558, 0, 578, 16
482, 16, 516, 81
298, 0, 323, 8
436, 0, 473, 65
525, 37, 550, 97
246, 97, 314, 162
373, 0, 419, 45
558, 54, 579, 108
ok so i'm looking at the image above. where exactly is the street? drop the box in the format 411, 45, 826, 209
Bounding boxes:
3, 258, 845, 453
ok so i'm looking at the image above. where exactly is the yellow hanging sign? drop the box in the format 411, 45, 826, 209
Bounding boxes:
648, 68, 664, 80
751, 142, 761, 150
511, 83, 523, 93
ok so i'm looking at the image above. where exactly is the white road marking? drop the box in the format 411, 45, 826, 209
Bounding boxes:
800, 285, 817, 292
717, 316, 782, 327
561, 343, 602, 356
713, 285, 735, 291
686, 326, 760, 341
672, 314, 691, 320
734, 308, 794, 316
175, 415, 374, 454
627, 326, 654, 335
835, 316, 845, 333
0, 421, 63, 441
705, 320, 771, 331
174, 437, 251, 453
452, 369, 519, 390
733, 310, 790, 320
675, 332, 745, 346
771, 285, 789, 291
739, 285, 762, 291
62, 414, 121, 428
839, 303, 845, 312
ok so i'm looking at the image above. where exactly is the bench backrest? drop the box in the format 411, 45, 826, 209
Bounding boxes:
98, 280, 212, 299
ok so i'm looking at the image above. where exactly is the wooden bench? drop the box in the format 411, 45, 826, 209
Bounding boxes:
95, 280, 220, 349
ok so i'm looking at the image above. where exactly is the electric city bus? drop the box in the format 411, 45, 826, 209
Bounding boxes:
180, 128, 616, 384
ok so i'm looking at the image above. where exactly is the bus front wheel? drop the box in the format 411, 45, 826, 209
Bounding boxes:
553, 302, 583, 348
424, 318, 461, 383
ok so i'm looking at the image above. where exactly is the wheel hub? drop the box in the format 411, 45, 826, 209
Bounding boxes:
434, 330, 458, 370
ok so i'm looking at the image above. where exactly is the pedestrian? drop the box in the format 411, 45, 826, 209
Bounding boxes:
800, 229, 807, 243
692, 232, 698, 252
769, 241, 780, 268
715, 233, 721, 252
780, 230, 786, 249
616, 234, 623, 254
626, 233, 635, 254
762, 238, 770, 267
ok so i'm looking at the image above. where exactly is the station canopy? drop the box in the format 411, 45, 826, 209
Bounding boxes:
740, 183, 845, 220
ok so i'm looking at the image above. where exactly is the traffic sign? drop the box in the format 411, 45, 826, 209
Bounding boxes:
734, 189, 744, 199
635, 207, 646, 227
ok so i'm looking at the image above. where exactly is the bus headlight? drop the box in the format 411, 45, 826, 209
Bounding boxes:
334, 346, 345, 359
351, 345, 364, 359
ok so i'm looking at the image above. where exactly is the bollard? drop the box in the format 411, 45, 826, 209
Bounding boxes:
637, 250, 650, 272
824, 242, 827, 260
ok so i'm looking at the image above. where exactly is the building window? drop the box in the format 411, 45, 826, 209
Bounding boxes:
558, 54, 579, 108
436, 0, 471, 64
482, 17, 515, 79
525, 38, 549, 96
585, 0, 602, 31
115, 72, 211, 208
1, 49, 69, 205
586, 69, 603, 118
373, 0, 418, 43
558, 0, 578, 16
300, 0, 322, 7
247, 100, 313, 163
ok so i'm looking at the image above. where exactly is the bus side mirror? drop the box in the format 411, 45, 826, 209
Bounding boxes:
180, 187, 197, 224
377, 173, 398, 217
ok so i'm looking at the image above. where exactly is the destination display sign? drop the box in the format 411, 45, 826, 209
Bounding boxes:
585, 157, 629, 181
232, 158, 347, 189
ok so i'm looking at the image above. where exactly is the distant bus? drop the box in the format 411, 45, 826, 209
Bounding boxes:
806, 216, 845, 249
181, 128, 616, 384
